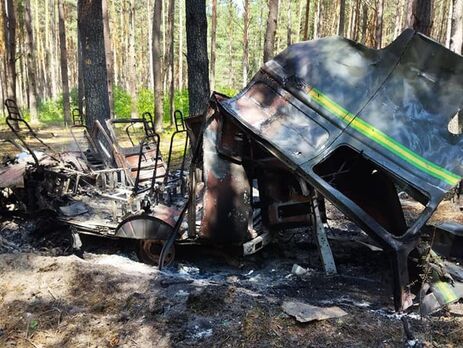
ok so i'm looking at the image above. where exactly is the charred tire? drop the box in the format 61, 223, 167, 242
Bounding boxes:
137, 239, 175, 266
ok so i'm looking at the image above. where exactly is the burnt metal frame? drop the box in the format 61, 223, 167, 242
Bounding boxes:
164, 110, 189, 195
4, 99, 59, 166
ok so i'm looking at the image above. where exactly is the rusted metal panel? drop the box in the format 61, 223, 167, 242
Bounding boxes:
198, 98, 253, 244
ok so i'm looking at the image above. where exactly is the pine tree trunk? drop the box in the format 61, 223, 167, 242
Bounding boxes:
352, 0, 360, 41
375, 0, 384, 48
287, 2, 292, 45
450, 0, 462, 54
338, 0, 346, 36
77, 0, 111, 132
77, 23, 85, 115
297, 0, 304, 42
153, 0, 163, 130
449, 0, 463, 132
243, 0, 250, 87
58, 0, 71, 126
303, 0, 311, 40
167, 0, 175, 124
227, 1, 233, 87
178, 0, 184, 91
361, 3, 368, 44
148, 0, 154, 89
185, 0, 210, 117
3, 0, 16, 101
314, 0, 320, 39
264, 0, 279, 62
128, 0, 137, 118
102, 0, 114, 117
24, 0, 39, 123
410, 0, 433, 35
394, 0, 403, 39
210, 0, 217, 91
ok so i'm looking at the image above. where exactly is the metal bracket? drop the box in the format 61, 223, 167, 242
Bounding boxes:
312, 192, 337, 275
243, 231, 272, 255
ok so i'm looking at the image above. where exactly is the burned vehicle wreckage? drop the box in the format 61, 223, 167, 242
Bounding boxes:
1, 29, 463, 314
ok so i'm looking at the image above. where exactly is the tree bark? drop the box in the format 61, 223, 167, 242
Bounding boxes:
3, 0, 16, 101
102, 0, 114, 117
243, 0, 250, 87
24, 0, 39, 123
375, 0, 384, 48
361, 3, 368, 44
153, 0, 163, 130
77, 0, 111, 132
264, 0, 279, 62
338, 0, 346, 36
167, 0, 175, 124
450, 0, 462, 54
449, 0, 463, 132
409, 0, 433, 35
185, 0, 210, 117
147, 0, 154, 89
178, 0, 184, 91
58, 0, 71, 126
314, 0, 321, 39
77, 24, 85, 115
128, 0, 137, 118
303, 0, 311, 40
210, 0, 217, 91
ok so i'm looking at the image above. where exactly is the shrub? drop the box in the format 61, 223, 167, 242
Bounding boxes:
113, 85, 132, 119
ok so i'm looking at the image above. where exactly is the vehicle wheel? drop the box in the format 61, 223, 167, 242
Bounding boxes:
137, 239, 175, 266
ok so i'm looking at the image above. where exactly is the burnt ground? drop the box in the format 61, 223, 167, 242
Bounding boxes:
1, 204, 463, 348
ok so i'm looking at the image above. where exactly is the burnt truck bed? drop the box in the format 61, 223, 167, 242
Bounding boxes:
219, 29, 463, 310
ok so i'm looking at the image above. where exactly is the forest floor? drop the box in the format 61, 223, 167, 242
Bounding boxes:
1, 125, 463, 347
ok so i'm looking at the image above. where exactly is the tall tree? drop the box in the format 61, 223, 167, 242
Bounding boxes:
287, 1, 292, 45
210, 0, 217, 91
361, 3, 368, 44
243, 0, 250, 87
314, 0, 321, 39
303, 0, 311, 40
338, 0, 346, 36
102, 0, 114, 117
450, 0, 462, 54
152, 0, 163, 130
58, 0, 71, 126
178, 0, 184, 91
167, 0, 175, 124
409, 0, 433, 35
263, 0, 279, 62
3, 0, 16, 102
449, 0, 463, 132
185, 0, 210, 116
24, 0, 39, 123
77, 0, 111, 131
375, 0, 384, 48
128, 0, 137, 118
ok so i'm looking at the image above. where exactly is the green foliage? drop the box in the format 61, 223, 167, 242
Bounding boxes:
38, 97, 64, 122
214, 86, 239, 98
137, 88, 154, 116
69, 87, 79, 109
113, 85, 132, 119
162, 89, 190, 123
